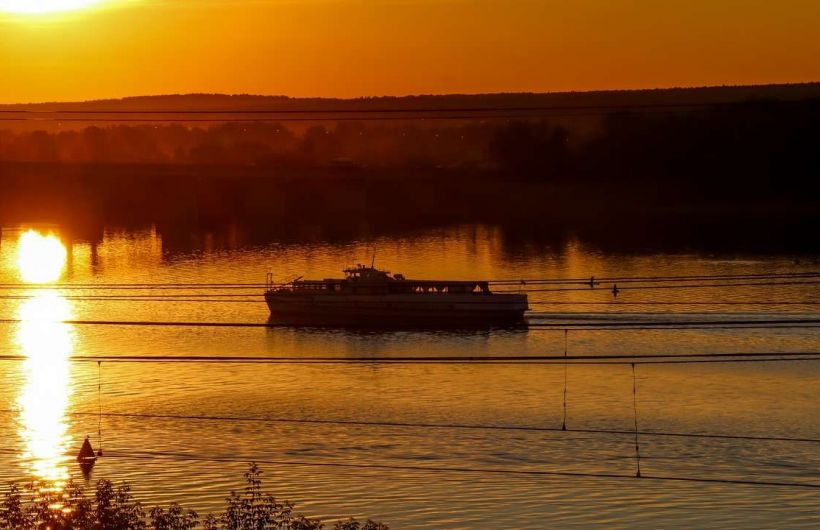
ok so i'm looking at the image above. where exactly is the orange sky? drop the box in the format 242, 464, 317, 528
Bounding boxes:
1, 0, 819, 103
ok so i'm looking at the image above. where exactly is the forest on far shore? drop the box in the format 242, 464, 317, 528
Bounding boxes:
1, 97, 819, 198
1, 84, 819, 238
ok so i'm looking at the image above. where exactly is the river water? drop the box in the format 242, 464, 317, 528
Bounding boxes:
0, 223, 817, 528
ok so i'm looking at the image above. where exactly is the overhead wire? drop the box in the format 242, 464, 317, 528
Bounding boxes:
0, 100, 809, 125
487, 271, 820, 285
0, 271, 816, 289
0, 317, 818, 330
1, 101, 796, 115
24, 409, 812, 445
0, 444, 813, 489
0, 352, 817, 364
527, 301, 820, 306
494, 280, 820, 293
0, 111, 697, 123
526, 318, 820, 327
78, 449, 820, 490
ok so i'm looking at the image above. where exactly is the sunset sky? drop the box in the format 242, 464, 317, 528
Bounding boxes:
1, 0, 819, 103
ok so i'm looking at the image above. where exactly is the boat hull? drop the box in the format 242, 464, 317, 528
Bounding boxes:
265, 291, 528, 327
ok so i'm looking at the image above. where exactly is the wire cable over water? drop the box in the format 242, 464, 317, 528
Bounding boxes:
0, 352, 817, 365
0, 316, 819, 330
72, 449, 820, 490
0, 271, 816, 290
0, 443, 813, 490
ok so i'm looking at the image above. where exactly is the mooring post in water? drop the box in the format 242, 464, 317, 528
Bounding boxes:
97, 361, 104, 457
632, 363, 642, 478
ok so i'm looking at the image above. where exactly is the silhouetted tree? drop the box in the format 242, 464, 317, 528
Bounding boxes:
0, 464, 387, 530
489, 120, 570, 180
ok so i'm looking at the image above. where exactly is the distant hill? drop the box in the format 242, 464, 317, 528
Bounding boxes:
3, 83, 820, 112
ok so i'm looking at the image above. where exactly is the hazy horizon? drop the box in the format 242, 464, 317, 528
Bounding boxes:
3, 80, 820, 107
2, 1, 820, 103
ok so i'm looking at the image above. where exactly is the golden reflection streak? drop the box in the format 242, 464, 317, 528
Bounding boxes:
14, 231, 74, 489
16, 230, 67, 283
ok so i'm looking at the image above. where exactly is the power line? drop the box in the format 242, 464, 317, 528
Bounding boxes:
0, 101, 809, 123
499, 276, 820, 287
496, 280, 820, 293
0, 296, 264, 303
527, 318, 820, 327
1, 444, 812, 489
0, 280, 813, 293
0, 318, 273, 328
631, 363, 642, 478
0, 292, 264, 299
528, 301, 820, 306
1, 293, 818, 306
0, 285, 268, 290
2, 294, 819, 306
2, 295, 818, 307
28, 409, 816, 445
0, 101, 790, 115
0, 272, 816, 289
530, 325, 820, 331
0, 291, 263, 298
90, 449, 820, 490
488, 271, 820, 285
623, 357, 820, 364
0, 273, 815, 299
0, 443, 816, 491
0, 295, 265, 303
0, 112, 659, 123
528, 323, 820, 332
1, 317, 819, 331
0, 352, 817, 365
525, 311, 820, 318
0, 283, 270, 287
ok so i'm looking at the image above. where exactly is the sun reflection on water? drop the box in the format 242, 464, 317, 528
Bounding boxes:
16, 230, 67, 284
14, 230, 74, 487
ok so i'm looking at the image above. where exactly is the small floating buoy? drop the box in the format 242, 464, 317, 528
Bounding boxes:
78, 436, 97, 476
612, 283, 620, 298
77, 436, 97, 464
589, 276, 595, 289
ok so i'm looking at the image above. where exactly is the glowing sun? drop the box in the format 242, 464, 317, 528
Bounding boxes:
0, 0, 104, 14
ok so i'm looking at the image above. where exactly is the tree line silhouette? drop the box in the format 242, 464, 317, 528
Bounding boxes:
1, 99, 818, 240
2, 99, 819, 199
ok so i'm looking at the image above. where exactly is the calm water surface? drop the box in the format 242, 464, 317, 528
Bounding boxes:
0, 224, 818, 529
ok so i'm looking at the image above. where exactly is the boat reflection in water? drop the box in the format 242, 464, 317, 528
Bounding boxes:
13, 230, 74, 489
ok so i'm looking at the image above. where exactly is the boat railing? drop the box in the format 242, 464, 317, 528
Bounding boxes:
266, 273, 306, 293
266, 275, 506, 296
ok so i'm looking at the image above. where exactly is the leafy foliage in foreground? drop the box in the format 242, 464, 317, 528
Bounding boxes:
1, 463, 387, 530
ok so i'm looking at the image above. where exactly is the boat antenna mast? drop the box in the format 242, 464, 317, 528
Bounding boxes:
371, 246, 376, 269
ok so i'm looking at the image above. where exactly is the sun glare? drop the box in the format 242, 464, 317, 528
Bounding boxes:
17, 230, 68, 283
0, 0, 103, 14
16, 291, 74, 485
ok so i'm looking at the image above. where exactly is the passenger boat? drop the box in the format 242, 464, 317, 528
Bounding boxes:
264, 264, 528, 326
